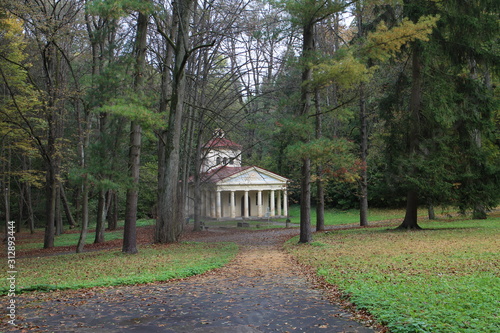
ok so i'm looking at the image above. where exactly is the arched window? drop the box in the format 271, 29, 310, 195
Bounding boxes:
216, 157, 221, 165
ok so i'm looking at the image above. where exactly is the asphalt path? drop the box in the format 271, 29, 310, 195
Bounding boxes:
3, 227, 377, 332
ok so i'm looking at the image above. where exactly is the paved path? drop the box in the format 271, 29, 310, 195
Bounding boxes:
4, 228, 376, 332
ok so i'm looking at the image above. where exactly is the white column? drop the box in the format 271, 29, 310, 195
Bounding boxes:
270, 190, 275, 216
210, 191, 216, 218
230, 191, 236, 218
216, 190, 222, 219
283, 189, 288, 217
203, 190, 209, 218
258, 190, 263, 217
244, 190, 249, 218
277, 190, 282, 216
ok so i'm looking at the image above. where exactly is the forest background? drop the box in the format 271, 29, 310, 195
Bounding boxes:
0, 0, 498, 252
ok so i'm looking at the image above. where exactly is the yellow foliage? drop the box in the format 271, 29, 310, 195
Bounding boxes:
309, 52, 374, 90
0, 15, 43, 162
365, 15, 440, 61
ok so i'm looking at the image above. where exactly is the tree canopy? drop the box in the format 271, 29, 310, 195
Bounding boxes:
0, 0, 498, 247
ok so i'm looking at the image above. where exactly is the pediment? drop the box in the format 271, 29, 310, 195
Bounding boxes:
218, 167, 287, 185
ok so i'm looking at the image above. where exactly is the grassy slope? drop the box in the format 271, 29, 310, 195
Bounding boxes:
1, 241, 238, 294
285, 216, 500, 333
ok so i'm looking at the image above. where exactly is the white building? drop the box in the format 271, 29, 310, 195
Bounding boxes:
189, 131, 289, 220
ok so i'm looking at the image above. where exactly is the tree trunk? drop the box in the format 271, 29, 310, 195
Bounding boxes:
76, 100, 90, 253
156, 0, 195, 244
19, 184, 24, 232
60, 185, 77, 228
94, 189, 106, 243
398, 190, 422, 229
356, 5, 369, 227
397, 43, 423, 230
359, 83, 369, 227
44, 165, 57, 248
26, 183, 35, 233
123, 8, 148, 254
298, 19, 315, 243
193, 129, 203, 232
315, 180, 325, 231
107, 191, 118, 231
76, 176, 89, 253
427, 201, 436, 220
21, 155, 35, 233
472, 205, 487, 219
300, 158, 312, 243
55, 186, 63, 236
156, 4, 177, 222
123, 121, 141, 254
315, 89, 324, 232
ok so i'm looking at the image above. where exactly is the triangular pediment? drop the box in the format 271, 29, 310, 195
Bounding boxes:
218, 166, 287, 185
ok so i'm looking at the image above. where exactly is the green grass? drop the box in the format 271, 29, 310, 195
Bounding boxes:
1, 241, 238, 295
285, 216, 500, 333
285, 205, 430, 226
16, 218, 155, 251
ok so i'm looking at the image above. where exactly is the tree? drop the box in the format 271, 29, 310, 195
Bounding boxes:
2, 0, 85, 247
122, 2, 150, 254
279, 0, 350, 243
378, 0, 500, 229
156, 0, 196, 243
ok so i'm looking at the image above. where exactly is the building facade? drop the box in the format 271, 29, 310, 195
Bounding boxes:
189, 131, 288, 220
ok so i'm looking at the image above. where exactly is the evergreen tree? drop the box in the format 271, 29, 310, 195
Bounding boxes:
380, 0, 500, 228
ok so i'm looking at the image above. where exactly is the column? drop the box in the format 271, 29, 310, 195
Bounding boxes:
257, 190, 263, 217
230, 191, 236, 218
210, 191, 216, 218
283, 190, 288, 217
244, 190, 249, 218
216, 190, 222, 219
203, 190, 209, 218
277, 190, 282, 216
270, 190, 275, 216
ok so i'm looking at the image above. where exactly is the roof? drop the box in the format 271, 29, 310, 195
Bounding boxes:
200, 166, 252, 183
203, 137, 242, 150
197, 166, 288, 185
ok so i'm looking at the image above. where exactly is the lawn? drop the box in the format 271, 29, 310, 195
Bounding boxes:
285, 214, 500, 333
1, 241, 238, 295
285, 205, 431, 226
16, 218, 156, 251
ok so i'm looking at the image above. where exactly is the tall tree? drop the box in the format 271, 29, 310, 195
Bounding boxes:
378, 0, 500, 228
122, 3, 150, 254
4, 0, 84, 248
156, 0, 196, 243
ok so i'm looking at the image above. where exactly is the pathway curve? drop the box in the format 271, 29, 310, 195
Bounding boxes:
4, 227, 377, 332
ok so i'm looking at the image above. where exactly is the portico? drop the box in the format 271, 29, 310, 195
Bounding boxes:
198, 166, 289, 220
